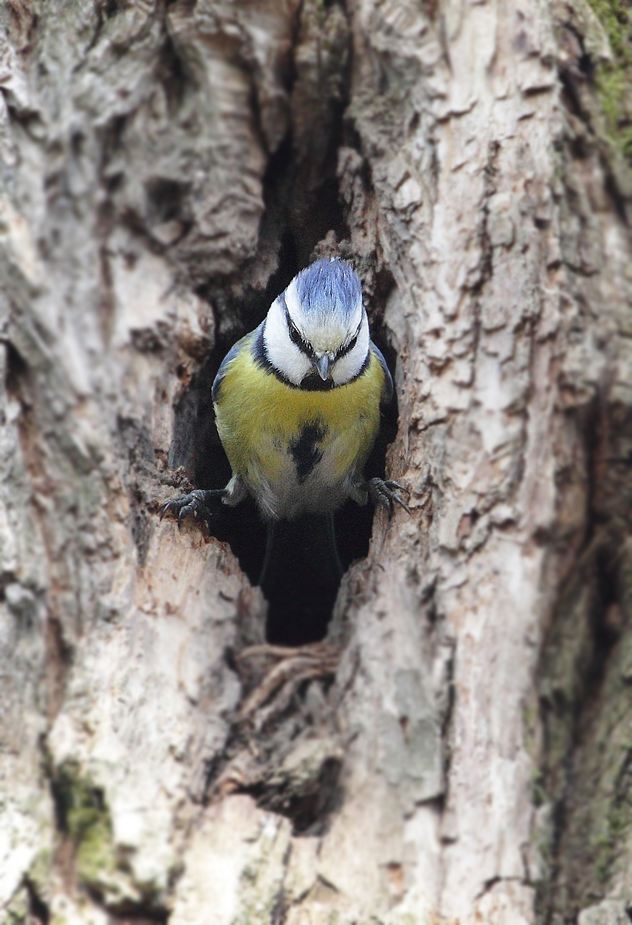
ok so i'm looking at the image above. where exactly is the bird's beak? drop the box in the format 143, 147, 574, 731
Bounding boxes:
315, 354, 331, 381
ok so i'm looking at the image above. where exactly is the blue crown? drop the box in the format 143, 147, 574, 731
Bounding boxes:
293, 259, 362, 320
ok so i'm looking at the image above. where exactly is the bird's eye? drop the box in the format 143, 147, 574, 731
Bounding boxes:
334, 328, 359, 361
287, 319, 314, 358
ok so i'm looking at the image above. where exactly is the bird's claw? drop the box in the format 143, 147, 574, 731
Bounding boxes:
159, 489, 226, 528
367, 478, 412, 518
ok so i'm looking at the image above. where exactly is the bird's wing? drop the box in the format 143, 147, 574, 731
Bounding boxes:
211, 325, 262, 402
371, 342, 394, 404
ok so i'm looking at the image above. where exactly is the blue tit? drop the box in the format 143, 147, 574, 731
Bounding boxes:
161, 258, 409, 530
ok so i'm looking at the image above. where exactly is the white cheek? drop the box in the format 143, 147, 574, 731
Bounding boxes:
332, 317, 370, 385
263, 298, 311, 386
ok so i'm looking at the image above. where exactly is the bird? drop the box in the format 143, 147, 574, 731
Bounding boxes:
160, 258, 409, 561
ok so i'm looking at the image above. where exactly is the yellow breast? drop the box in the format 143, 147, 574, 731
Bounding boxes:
213, 333, 386, 519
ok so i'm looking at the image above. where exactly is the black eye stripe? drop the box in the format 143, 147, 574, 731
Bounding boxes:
334, 326, 361, 361
283, 298, 314, 360
286, 311, 315, 359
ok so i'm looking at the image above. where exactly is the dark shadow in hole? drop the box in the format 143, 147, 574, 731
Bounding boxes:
25, 880, 50, 925
107, 912, 169, 925
143, 177, 190, 226
260, 513, 341, 646
588, 538, 624, 687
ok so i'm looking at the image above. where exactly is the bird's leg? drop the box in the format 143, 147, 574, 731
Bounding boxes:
350, 477, 412, 518
160, 488, 227, 527
160, 474, 247, 527
222, 473, 248, 507
367, 478, 412, 516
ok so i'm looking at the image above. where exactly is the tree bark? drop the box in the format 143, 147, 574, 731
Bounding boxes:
1, 1, 632, 923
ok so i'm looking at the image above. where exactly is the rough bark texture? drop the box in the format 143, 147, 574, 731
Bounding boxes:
2, 1, 632, 924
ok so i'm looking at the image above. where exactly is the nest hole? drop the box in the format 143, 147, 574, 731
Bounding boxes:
169, 324, 398, 647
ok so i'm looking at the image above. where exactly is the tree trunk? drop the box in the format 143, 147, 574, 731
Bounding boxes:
2, 1, 632, 923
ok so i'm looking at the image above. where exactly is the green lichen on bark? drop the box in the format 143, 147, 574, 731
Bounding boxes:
2, 889, 28, 925
53, 762, 118, 893
27, 848, 52, 894
234, 814, 292, 925
585, 0, 632, 160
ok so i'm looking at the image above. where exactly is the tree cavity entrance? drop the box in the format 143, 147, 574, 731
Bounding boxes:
168, 336, 397, 646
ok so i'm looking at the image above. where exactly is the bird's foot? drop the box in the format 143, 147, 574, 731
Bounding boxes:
236, 642, 342, 729
159, 488, 227, 528
367, 477, 411, 517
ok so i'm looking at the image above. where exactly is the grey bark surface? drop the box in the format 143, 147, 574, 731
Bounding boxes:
1, 1, 632, 924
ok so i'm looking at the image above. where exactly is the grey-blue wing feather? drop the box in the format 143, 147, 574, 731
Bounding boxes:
371, 342, 393, 404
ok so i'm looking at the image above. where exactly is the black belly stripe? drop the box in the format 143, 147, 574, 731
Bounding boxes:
290, 422, 327, 484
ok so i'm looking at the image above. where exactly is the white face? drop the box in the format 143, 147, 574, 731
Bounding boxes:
262, 282, 370, 388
